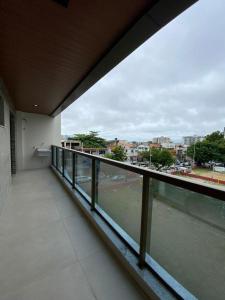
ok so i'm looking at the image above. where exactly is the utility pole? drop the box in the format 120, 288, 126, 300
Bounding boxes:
193, 141, 196, 166
149, 146, 152, 169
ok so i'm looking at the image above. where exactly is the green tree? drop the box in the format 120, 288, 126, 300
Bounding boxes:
69, 131, 107, 148
105, 145, 127, 161
139, 148, 175, 170
205, 131, 224, 143
187, 131, 225, 165
187, 142, 218, 165
217, 140, 225, 162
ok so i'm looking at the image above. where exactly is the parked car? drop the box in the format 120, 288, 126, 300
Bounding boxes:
178, 166, 192, 173
214, 163, 225, 167
213, 165, 225, 173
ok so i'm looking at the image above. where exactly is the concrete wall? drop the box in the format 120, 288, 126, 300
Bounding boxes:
16, 111, 61, 170
0, 81, 14, 213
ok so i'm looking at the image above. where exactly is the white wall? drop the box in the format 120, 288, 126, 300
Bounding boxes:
0, 79, 61, 211
0, 81, 14, 213
16, 111, 61, 170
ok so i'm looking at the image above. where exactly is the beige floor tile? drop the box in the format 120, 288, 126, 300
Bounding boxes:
80, 250, 148, 300
63, 214, 106, 260
0, 168, 148, 300
2, 262, 96, 300
0, 221, 77, 297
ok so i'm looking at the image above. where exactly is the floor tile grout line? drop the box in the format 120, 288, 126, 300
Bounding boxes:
61, 213, 109, 262
61, 217, 99, 300
77, 259, 99, 300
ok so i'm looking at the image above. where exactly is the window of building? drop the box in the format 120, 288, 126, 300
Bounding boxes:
0, 95, 5, 127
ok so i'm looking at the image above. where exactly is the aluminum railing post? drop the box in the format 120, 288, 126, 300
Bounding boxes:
51, 145, 54, 166
72, 152, 75, 189
139, 175, 153, 268
56, 147, 59, 170
62, 149, 65, 177
91, 158, 98, 210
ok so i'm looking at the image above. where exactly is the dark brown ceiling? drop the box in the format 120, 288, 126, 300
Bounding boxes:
0, 0, 154, 115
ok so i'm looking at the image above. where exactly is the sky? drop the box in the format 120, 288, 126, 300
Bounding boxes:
62, 0, 225, 142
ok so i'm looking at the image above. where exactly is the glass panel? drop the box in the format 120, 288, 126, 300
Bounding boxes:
148, 179, 225, 300
57, 148, 63, 173
97, 162, 142, 247
75, 154, 92, 200
64, 150, 73, 183
52, 146, 56, 167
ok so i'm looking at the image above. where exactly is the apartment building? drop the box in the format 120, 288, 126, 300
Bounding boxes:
183, 135, 205, 146
175, 144, 188, 161
161, 142, 176, 149
152, 136, 171, 144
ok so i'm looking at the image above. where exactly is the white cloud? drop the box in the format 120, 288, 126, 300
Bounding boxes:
62, 0, 225, 142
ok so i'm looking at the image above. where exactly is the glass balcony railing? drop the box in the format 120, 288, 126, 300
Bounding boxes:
52, 145, 225, 300
75, 154, 92, 201
147, 179, 225, 300
97, 162, 143, 249
64, 149, 73, 183
55, 147, 63, 173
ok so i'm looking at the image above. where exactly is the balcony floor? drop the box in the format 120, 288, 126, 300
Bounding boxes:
0, 168, 148, 300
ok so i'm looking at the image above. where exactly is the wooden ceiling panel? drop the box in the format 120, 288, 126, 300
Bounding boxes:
0, 0, 153, 114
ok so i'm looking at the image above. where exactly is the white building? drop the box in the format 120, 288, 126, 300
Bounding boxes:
61, 140, 81, 149
137, 144, 149, 152
152, 136, 171, 144
161, 143, 175, 149
183, 135, 205, 146
125, 147, 139, 162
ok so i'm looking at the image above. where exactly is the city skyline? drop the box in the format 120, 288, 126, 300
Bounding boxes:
62, 133, 210, 145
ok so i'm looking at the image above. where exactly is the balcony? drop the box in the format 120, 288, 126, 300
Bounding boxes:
51, 145, 225, 300
1, 1, 211, 299
0, 167, 149, 300
1, 145, 224, 299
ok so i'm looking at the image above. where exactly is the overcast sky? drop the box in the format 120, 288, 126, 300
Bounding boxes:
62, 0, 225, 142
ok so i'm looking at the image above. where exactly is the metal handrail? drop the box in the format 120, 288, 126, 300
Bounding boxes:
53, 145, 225, 201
